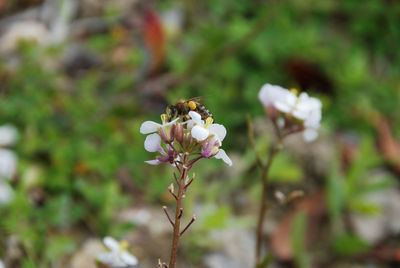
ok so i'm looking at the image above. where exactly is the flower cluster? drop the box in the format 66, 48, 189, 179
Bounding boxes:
258, 83, 322, 142
140, 111, 232, 166
97, 237, 138, 267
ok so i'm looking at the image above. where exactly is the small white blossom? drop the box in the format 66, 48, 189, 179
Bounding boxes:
0, 124, 18, 180
140, 116, 178, 135
0, 181, 14, 206
258, 84, 322, 142
189, 111, 226, 143
258, 84, 294, 108
97, 237, 138, 267
140, 109, 232, 166
274, 92, 322, 121
0, 149, 17, 180
188, 112, 232, 166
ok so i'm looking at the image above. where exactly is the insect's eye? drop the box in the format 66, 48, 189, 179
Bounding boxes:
188, 101, 196, 110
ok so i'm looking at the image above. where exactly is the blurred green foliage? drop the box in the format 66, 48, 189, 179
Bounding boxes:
0, 0, 399, 266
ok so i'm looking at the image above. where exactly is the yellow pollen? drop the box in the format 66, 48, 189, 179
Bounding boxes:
161, 114, 168, 123
290, 88, 298, 96
205, 117, 213, 128
119, 240, 129, 251
188, 101, 196, 110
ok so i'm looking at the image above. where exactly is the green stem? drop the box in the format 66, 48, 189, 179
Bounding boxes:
255, 143, 281, 266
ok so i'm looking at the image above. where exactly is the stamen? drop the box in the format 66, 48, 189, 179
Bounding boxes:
160, 114, 168, 123
290, 88, 298, 96
205, 117, 213, 128
119, 240, 129, 251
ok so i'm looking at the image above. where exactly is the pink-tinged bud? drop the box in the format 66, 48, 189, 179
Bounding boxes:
158, 127, 169, 143
175, 123, 184, 143
266, 105, 279, 122
184, 133, 192, 147
169, 124, 176, 143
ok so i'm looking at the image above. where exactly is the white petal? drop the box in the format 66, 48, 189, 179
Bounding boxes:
145, 159, 162, 165
274, 101, 292, 113
0, 181, 14, 205
303, 129, 318, 142
144, 134, 161, 152
209, 124, 226, 142
97, 252, 115, 264
140, 121, 160, 134
104, 236, 120, 251
0, 125, 18, 146
120, 251, 139, 265
0, 260, 4, 268
258, 84, 290, 107
214, 149, 232, 166
188, 111, 202, 123
0, 149, 17, 179
292, 109, 309, 120
191, 125, 209, 141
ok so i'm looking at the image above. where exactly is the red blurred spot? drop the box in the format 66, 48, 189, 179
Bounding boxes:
143, 10, 165, 74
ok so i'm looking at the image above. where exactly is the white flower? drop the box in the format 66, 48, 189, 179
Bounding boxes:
258, 84, 294, 108
0, 181, 14, 206
258, 84, 322, 142
0, 124, 18, 179
214, 149, 232, 166
143, 133, 175, 165
0, 259, 4, 268
97, 237, 138, 267
274, 92, 322, 121
0, 149, 17, 180
303, 108, 321, 142
0, 124, 18, 146
140, 116, 178, 134
161, 8, 183, 40
189, 111, 226, 142
188, 111, 232, 166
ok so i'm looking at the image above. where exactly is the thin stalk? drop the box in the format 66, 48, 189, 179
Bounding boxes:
255, 143, 281, 266
168, 165, 187, 268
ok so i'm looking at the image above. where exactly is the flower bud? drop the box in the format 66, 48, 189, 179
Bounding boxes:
169, 124, 176, 143
175, 123, 184, 143
158, 127, 170, 144
266, 106, 279, 123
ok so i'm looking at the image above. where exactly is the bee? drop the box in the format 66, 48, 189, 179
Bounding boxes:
166, 98, 213, 122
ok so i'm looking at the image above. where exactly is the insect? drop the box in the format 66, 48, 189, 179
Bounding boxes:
166, 98, 213, 122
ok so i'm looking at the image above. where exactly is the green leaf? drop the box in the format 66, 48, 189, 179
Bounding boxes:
201, 206, 231, 229
332, 234, 370, 257
291, 212, 311, 268
269, 153, 303, 183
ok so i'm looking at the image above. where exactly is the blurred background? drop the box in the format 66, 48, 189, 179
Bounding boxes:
0, 0, 400, 267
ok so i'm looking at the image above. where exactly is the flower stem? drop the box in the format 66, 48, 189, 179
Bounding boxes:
255, 143, 281, 266
168, 154, 199, 268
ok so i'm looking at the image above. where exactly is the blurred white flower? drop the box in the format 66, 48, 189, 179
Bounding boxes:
0, 124, 18, 179
0, 259, 4, 268
0, 124, 18, 146
0, 181, 14, 206
275, 92, 322, 121
0, 149, 17, 180
161, 8, 184, 40
258, 84, 294, 108
258, 84, 322, 142
97, 237, 138, 267
0, 21, 48, 53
